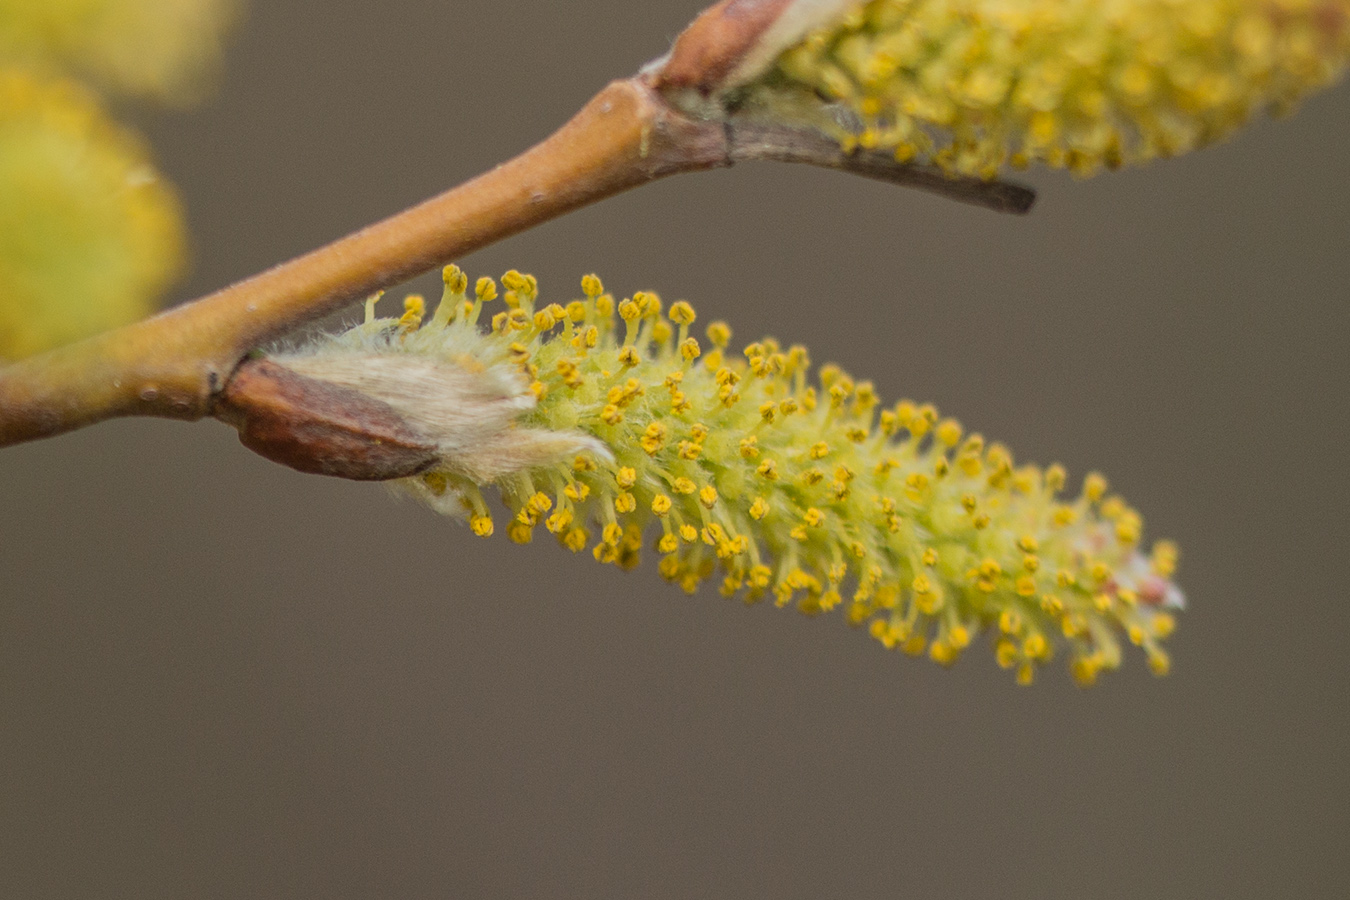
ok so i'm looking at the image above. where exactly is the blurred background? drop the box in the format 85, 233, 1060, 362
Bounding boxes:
2, 2, 1348, 897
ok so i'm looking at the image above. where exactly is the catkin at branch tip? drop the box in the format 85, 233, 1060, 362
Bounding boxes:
277, 267, 1184, 686
741, 0, 1350, 178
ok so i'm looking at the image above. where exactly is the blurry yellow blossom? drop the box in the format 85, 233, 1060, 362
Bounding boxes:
0, 68, 182, 359
746, 0, 1350, 177
0, 0, 239, 102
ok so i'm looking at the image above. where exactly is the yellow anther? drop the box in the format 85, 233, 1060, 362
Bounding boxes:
443, 265, 468, 293
757, 459, 779, 480
1147, 649, 1171, 677
545, 508, 574, 534
398, 295, 425, 332
679, 524, 698, 542
922, 548, 939, 567
641, 422, 667, 455
618, 299, 641, 321
1151, 540, 1179, 577
748, 497, 770, 520
615, 492, 637, 514
475, 277, 498, 302
594, 294, 614, 317
1023, 555, 1040, 573
507, 521, 533, 544
1152, 613, 1176, 639
979, 558, 1002, 579
1056, 570, 1077, 588
1018, 535, 1040, 553
699, 485, 719, 508
1084, 472, 1108, 502
803, 508, 825, 527
601, 405, 623, 425
672, 477, 696, 495
930, 640, 958, 666
534, 308, 558, 330
679, 337, 701, 361
581, 274, 604, 297
996, 639, 1018, 669
615, 467, 637, 489
1016, 576, 1037, 597
668, 301, 696, 325
706, 321, 731, 348
1045, 464, 1067, 492
1023, 634, 1048, 659
912, 574, 932, 595
738, 436, 760, 460
564, 528, 588, 553
566, 300, 588, 322
810, 442, 830, 459
469, 515, 494, 537
678, 440, 702, 460
1000, 610, 1022, 635
972, 513, 990, 529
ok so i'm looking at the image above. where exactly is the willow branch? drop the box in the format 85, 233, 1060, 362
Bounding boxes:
0, 73, 1033, 451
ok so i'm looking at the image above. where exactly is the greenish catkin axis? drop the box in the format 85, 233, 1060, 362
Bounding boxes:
277, 267, 1183, 687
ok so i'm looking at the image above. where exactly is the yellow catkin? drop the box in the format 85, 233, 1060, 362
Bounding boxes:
755, 0, 1350, 177
0, 0, 239, 102
0, 68, 184, 359
308, 270, 1184, 685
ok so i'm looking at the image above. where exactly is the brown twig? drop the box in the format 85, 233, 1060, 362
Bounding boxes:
726, 121, 1035, 214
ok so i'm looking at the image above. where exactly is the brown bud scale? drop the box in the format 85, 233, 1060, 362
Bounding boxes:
214, 358, 440, 481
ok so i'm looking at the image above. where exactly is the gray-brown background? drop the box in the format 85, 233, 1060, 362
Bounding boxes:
3, 2, 1348, 897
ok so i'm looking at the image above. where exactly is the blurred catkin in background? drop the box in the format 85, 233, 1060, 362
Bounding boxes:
0, 0, 238, 360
